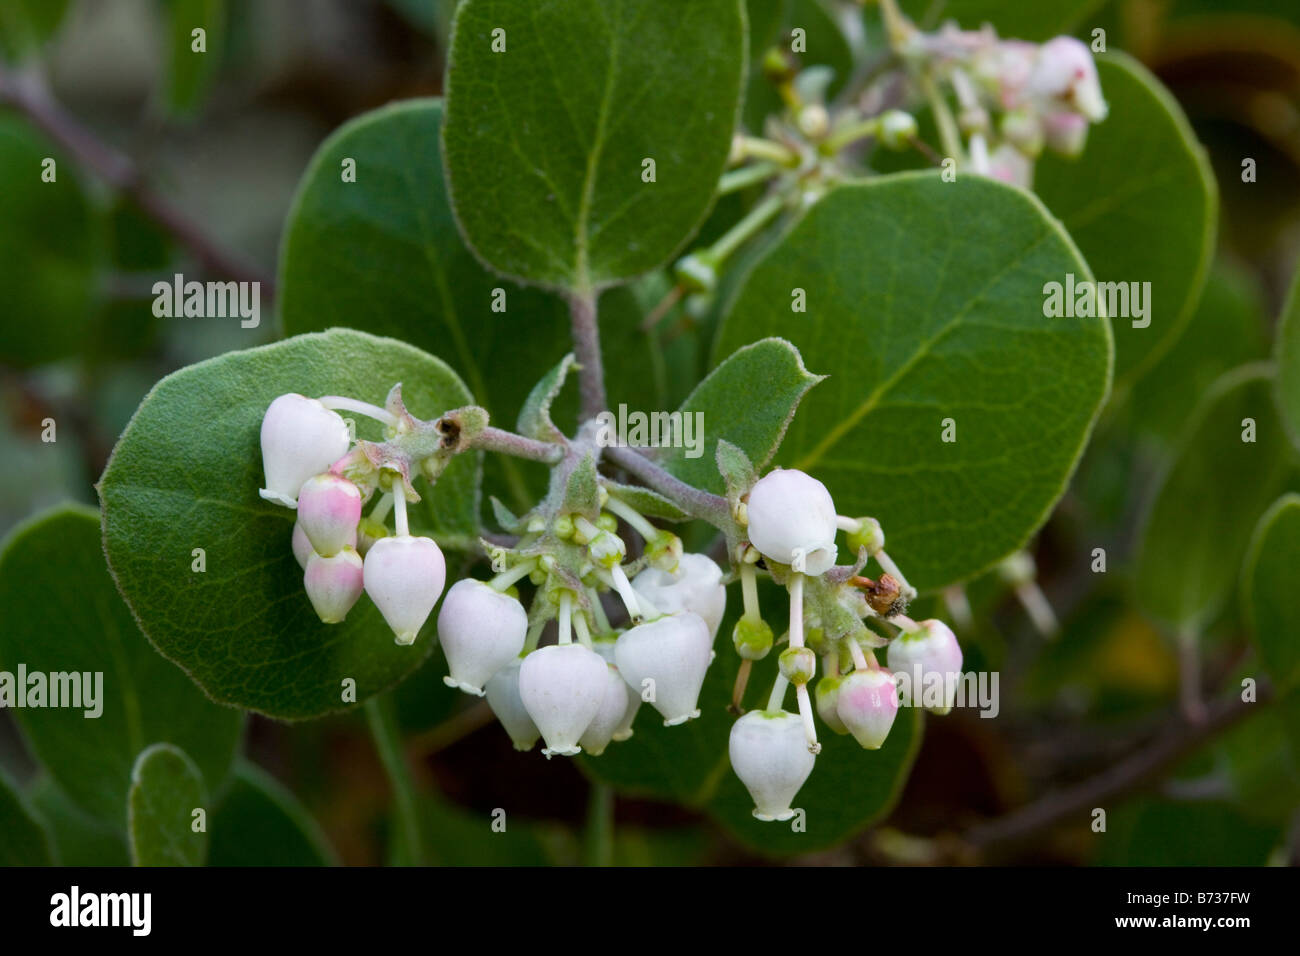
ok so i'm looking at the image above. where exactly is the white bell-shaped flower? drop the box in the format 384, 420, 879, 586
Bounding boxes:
484, 658, 539, 752
728, 710, 816, 822
436, 579, 527, 696
814, 676, 848, 735
519, 643, 609, 758
745, 468, 838, 574
259, 394, 351, 508
886, 619, 963, 714
304, 547, 364, 623
579, 663, 632, 756
594, 639, 641, 741
1029, 36, 1107, 121
291, 521, 314, 570
836, 667, 899, 750
362, 535, 446, 645
614, 612, 712, 726
296, 473, 362, 557
632, 553, 727, 637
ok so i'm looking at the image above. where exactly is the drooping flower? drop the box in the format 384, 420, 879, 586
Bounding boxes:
362, 535, 446, 645
291, 521, 314, 570
593, 639, 640, 741
519, 643, 609, 758
1029, 36, 1107, 121
614, 612, 713, 726
436, 579, 528, 696
579, 663, 633, 756
886, 619, 964, 714
296, 473, 362, 557
484, 658, 539, 752
258, 394, 351, 508
632, 552, 727, 637
304, 547, 364, 623
836, 667, 900, 749
745, 468, 838, 574
728, 710, 816, 822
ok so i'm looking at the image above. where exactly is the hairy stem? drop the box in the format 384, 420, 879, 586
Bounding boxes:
603, 445, 731, 527
474, 426, 565, 464
569, 292, 606, 421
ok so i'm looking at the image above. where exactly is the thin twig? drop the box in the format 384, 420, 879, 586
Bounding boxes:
0, 64, 274, 290
568, 292, 606, 421
603, 444, 731, 526
474, 426, 564, 464
963, 686, 1270, 852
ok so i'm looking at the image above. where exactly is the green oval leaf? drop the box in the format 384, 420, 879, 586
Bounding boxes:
0, 505, 242, 823
1276, 258, 1300, 450
657, 337, 824, 495
1243, 494, 1300, 692
128, 742, 208, 867
0, 768, 53, 866
716, 172, 1112, 590
99, 329, 479, 720
1135, 365, 1296, 631
209, 761, 338, 866
442, 0, 747, 292
1035, 53, 1217, 388
0, 115, 102, 366
278, 98, 571, 512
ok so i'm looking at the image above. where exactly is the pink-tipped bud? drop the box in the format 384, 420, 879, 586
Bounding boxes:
886, 619, 963, 714
436, 579, 527, 696
745, 468, 838, 574
632, 553, 727, 638
615, 612, 713, 726
485, 658, 539, 752
579, 663, 633, 756
518, 643, 609, 758
363, 535, 446, 645
836, 667, 899, 749
728, 710, 816, 822
291, 521, 314, 570
259, 394, 351, 508
1029, 36, 1107, 121
304, 547, 364, 623
297, 473, 362, 557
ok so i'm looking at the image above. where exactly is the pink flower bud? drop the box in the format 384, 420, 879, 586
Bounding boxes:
362, 535, 446, 645
484, 658, 539, 752
436, 579, 528, 695
1030, 36, 1107, 121
304, 547, 364, 623
296, 473, 361, 557
519, 643, 609, 758
579, 663, 633, 756
836, 667, 899, 749
259, 394, 351, 508
632, 552, 727, 637
614, 612, 712, 726
746, 468, 838, 574
987, 143, 1034, 189
291, 521, 314, 570
886, 619, 963, 714
728, 710, 816, 822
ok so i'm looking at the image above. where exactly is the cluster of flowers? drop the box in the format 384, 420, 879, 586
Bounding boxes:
258, 391, 964, 822
899, 24, 1109, 186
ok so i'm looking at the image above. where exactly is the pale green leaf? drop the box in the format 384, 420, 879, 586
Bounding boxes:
127, 742, 209, 866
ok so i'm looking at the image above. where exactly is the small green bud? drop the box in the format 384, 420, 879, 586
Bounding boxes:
877, 110, 918, 150
553, 514, 575, 540
779, 646, 816, 685
596, 512, 618, 534
732, 616, 774, 661
528, 567, 546, 586
589, 530, 627, 569
674, 252, 718, 294
845, 516, 884, 556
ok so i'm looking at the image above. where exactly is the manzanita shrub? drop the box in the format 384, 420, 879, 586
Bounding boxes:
3, 0, 1299, 868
